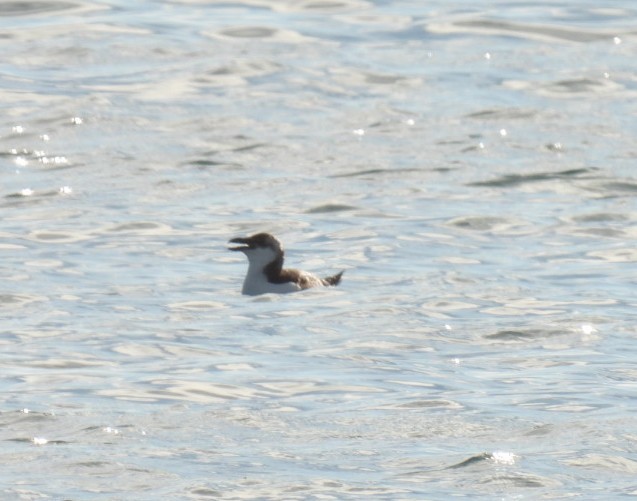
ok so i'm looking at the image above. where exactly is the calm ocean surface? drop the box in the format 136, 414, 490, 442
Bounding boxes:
1, 0, 637, 499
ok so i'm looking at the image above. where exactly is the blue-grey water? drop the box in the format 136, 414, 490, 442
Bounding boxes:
1, 1, 637, 499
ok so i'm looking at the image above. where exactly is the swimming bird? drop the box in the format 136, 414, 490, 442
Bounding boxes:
228, 232, 344, 295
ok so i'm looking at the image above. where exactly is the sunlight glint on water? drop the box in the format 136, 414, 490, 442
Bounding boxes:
0, 0, 636, 499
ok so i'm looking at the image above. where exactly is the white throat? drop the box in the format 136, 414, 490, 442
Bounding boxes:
240, 246, 299, 295
243, 246, 278, 272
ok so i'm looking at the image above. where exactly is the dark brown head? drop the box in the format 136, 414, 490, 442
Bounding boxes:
228, 233, 285, 271
228, 233, 283, 253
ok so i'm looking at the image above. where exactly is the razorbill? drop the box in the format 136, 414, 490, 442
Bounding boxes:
228, 233, 344, 295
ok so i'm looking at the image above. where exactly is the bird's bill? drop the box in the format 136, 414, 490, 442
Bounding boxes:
228, 237, 251, 252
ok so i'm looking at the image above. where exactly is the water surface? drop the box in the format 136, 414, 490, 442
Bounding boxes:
1, 0, 637, 499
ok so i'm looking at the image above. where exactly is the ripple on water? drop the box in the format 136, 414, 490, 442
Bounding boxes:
383, 399, 464, 410
564, 454, 637, 474
112, 342, 225, 359
105, 221, 174, 235
26, 230, 93, 244
426, 17, 625, 43
481, 302, 565, 316
99, 379, 267, 404
173, 0, 371, 13
504, 77, 628, 98
446, 215, 527, 233
305, 202, 360, 214
24, 358, 114, 369
205, 26, 314, 43
194, 60, 283, 88
1, 0, 635, 498
0, 293, 47, 308
592, 180, 637, 197
167, 300, 228, 311
483, 328, 567, 342
587, 247, 637, 263
3, 188, 75, 208
0, 1, 79, 16
468, 167, 597, 188
569, 212, 633, 224
255, 379, 384, 398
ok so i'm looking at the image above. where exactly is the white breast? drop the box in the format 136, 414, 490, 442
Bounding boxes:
241, 272, 302, 295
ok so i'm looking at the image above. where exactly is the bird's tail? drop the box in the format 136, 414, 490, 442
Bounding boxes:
322, 270, 344, 287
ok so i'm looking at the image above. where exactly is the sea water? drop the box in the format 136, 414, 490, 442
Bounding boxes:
1, 1, 636, 499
